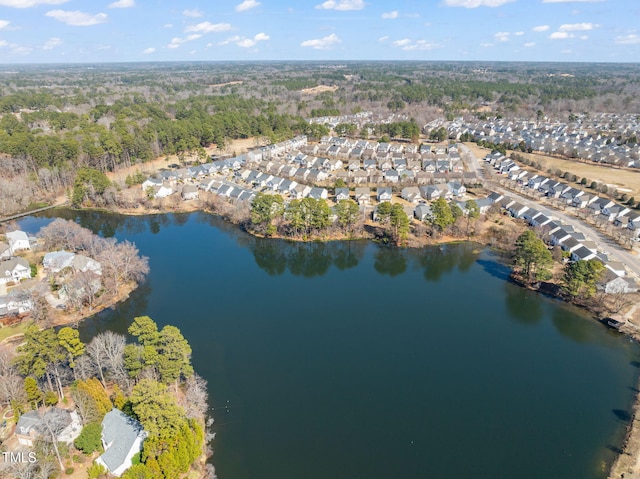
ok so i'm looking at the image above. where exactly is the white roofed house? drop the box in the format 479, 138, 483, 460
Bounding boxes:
7, 230, 31, 255
96, 409, 147, 477
0, 243, 10, 260
71, 255, 102, 275
181, 184, 199, 200
0, 257, 31, 285
447, 182, 466, 198
43, 250, 76, 273
355, 188, 371, 206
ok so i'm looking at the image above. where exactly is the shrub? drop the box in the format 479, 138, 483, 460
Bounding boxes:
44, 391, 58, 407
65, 468, 74, 475
75, 423, 103, 455
87, 463, 107, 479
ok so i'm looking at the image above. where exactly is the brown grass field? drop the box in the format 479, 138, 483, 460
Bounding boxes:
465, 143, 640, 198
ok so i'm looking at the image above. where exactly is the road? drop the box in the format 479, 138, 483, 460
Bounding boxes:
459, 143, 640, 279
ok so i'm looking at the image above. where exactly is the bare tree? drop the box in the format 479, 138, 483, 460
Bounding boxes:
182, 373, 209, 421
73, 354, 97, 381
87, 331, 127, 387
0, 373, 26, 408
37, 409, 68, 470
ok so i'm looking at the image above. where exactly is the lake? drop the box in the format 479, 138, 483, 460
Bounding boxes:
19, 209, 640, 479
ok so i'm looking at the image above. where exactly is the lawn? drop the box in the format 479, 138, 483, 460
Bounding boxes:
0, 320, 32, 344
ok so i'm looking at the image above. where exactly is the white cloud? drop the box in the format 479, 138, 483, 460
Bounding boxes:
237, 38, 256, 48
559, 22, 598, 31
378, 35, 389, 42
401, 40, 438, 51
220, 32, 269, 48
381, 10, 398, 19
615, 34, 640, 45
182, 8, 203, 17
108, 0, 134, 8
0, 40, 8, 47
0, 20, 9, 29
480, 42, 494, 47
163, 23, 173, 28
443, 0, 514, 7
524, 42, 536, 47
300, 33, 341, 49
580, 34, 588, 40
315, 0, 365, 11
562, 49, 572, 53
235, 0, 260, 12
549, 31, 573, 39
0, 0, 68, 7
543, 0, 604, 3
42, 37, 62, 49
392, 38, 439, 50
185, 22, 232, 33
514, 31, 524, 36
45, 10, 107, 26
494, 31, 510, 42
532, 25, 550, 32
142, 47, 155, 54
392, 38, 411, 47
167, 34, 201, 48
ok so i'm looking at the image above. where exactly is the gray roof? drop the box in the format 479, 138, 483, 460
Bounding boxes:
16, 411, 40, 435
99, 409, 144, 473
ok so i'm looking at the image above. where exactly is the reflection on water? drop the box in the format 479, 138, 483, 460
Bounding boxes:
20, 209, 640, 479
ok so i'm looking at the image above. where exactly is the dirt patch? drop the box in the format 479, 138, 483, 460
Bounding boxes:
209, 81, 243, 88
300, 85, 339, 95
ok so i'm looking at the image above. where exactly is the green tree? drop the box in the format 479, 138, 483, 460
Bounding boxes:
334, 178, 347, 189
128, 316, 160, 345
14, 325, 64, 393
74, 423, 103, 454
58, 327, 85, 371
130, 379, 185, 439
24, 377, 43, 409
465, 199, 480, 237
72, 167, 110, 207
250, 193, 284, 236
388, 203, 410, 244
334, 199, 360, 234
513, 230, 553, 283
431, 198, 455, 232
155, 325, 194, 386
563, 259, 605, 299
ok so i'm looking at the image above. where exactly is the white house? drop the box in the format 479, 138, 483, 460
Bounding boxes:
7, 231, 31, 255
43, 251, 76, 273
96, 409, 146, 477
0, 257, 30, 285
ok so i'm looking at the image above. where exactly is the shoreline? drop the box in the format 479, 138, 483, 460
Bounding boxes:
34, 204, 640, 478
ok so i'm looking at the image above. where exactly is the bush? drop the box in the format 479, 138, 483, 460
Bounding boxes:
72, 454, 83, 463
44, 391, 58, 406
580, 177, 587, 185
65, 468, 74, 475
30, 263, 37, 277
87, 463, 107, 479
75, 423, 103, 455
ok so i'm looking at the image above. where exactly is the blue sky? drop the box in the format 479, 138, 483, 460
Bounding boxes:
0, 0, 638, 63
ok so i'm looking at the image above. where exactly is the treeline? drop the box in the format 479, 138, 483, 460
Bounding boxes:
0, 316, 209, 479
248, 193, 482, 245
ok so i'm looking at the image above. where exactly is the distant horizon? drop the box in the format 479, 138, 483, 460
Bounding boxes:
1, 59, 640, 67
0, 0, 637, 64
